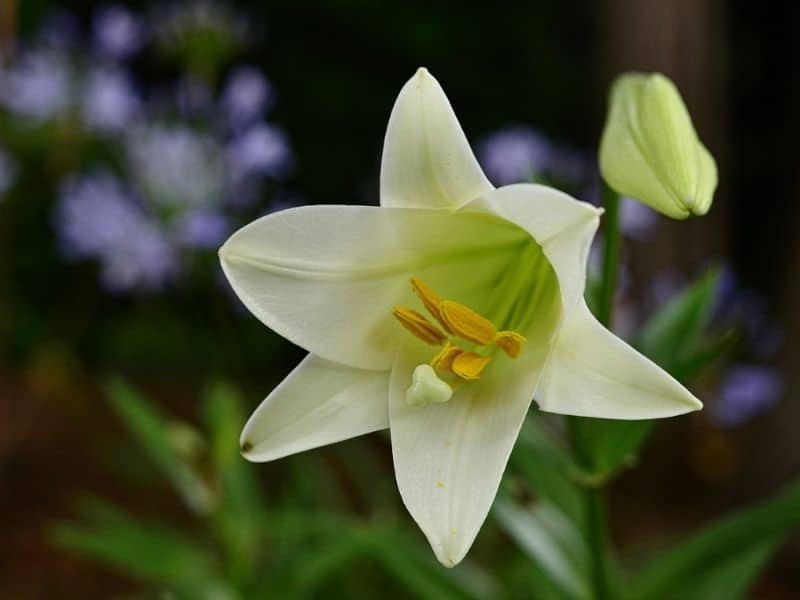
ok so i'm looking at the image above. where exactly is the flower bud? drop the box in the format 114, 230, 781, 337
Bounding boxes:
599, 72, 717, 219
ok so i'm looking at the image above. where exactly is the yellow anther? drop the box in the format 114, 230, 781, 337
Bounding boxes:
451, 352, 492, 380
430, 341, 464, 372
410, 277, 452, 333
494, 331, 527, 358
439, 300, 496, 345
393, 306, 447, 346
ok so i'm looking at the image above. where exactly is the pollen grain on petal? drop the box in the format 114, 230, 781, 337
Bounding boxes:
410, 277, 452, 333
440, 300, 496, 345
393, 305, 447, 345
494, 331, 527, 358
451, 352, 492, 380
430, 341, 463, 372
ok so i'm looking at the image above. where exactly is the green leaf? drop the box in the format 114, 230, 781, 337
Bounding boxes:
571, 269, 724, 477
636, 268, 721, 375
631, 480, 800, 600
510, 416, 584, 526
363, 527, 489, 600
570, 417, 654, 476
105, 376, 215, 514
494, 498, 591, 600
203, 381, 269, 588
666, 538, 777, 600
52, 497, 230, 599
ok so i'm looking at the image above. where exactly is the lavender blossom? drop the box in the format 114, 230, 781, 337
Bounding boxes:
56, 173, 178, 292
227, 122, 292, 182
126, 124, 226, 211
620, 196, 659, 240
222, 66, 273, 128
710, 365, 782, 427
177, 210, 229, 249
92, 5, 146, 60
0, 50, 73, 120
477, 126, 553, 185
82, 67, 140, 132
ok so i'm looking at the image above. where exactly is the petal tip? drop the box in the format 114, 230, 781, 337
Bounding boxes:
434, 543, 467, 568
240, 439, 254, 456
415, 66, 431, 78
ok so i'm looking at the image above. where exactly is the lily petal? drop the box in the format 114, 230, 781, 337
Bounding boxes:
241, 354, 389, 462
536, 301, 703, 419
481, 184, 602, 314
389, 347, 544, 567
389, 266, 560, 567
220, 205, 525, 370
381, 68, 493, 210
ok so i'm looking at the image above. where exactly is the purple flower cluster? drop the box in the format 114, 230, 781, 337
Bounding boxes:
477, 125, 587, 188
57, 173, 178, 292
92, 5, 147, 60
710, 365, 782, 427
1, 5, 295, 294
0, 50, 74, 121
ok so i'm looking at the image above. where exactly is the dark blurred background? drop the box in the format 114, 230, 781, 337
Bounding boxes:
1, 0, 799, 597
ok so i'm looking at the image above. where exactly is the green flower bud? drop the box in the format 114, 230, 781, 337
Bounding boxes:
599, 72, 718, 219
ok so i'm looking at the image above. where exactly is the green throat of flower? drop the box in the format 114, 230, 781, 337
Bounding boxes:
393, 276, 527, 407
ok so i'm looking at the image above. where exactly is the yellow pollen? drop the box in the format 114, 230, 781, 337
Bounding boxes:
494, 331, 527, 358
392, 306, 447, 346
439, 300, 496, 345
430, 341, 463, 372
411, 277, 452, 333
451, 352, 492, 380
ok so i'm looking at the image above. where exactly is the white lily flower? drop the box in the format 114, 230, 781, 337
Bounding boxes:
219, 68, 702, 567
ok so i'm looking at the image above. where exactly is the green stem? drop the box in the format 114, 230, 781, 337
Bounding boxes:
597, 184, 621, 330
575, 183, 621, 600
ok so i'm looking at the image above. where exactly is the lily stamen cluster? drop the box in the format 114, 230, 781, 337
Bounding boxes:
393, 277, 527, 406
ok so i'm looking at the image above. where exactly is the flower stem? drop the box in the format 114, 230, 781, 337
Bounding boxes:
577, 183, 621, 600
597, 184, 621, 330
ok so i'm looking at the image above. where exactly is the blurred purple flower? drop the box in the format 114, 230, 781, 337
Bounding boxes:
177, 210, 229, 249
227, 122, 292, 180
711, 365, 782, 427
620, 196, 659, 240
56, 173, 179, 292
0, 50, 73, 120
222, 66, 273, 128
477, 125, 589, 188
92, 5, 146, 60
82, 67, 140, 132
126, 124, 225, 211
0, 147, 18, 196
477, 126, 552, 185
